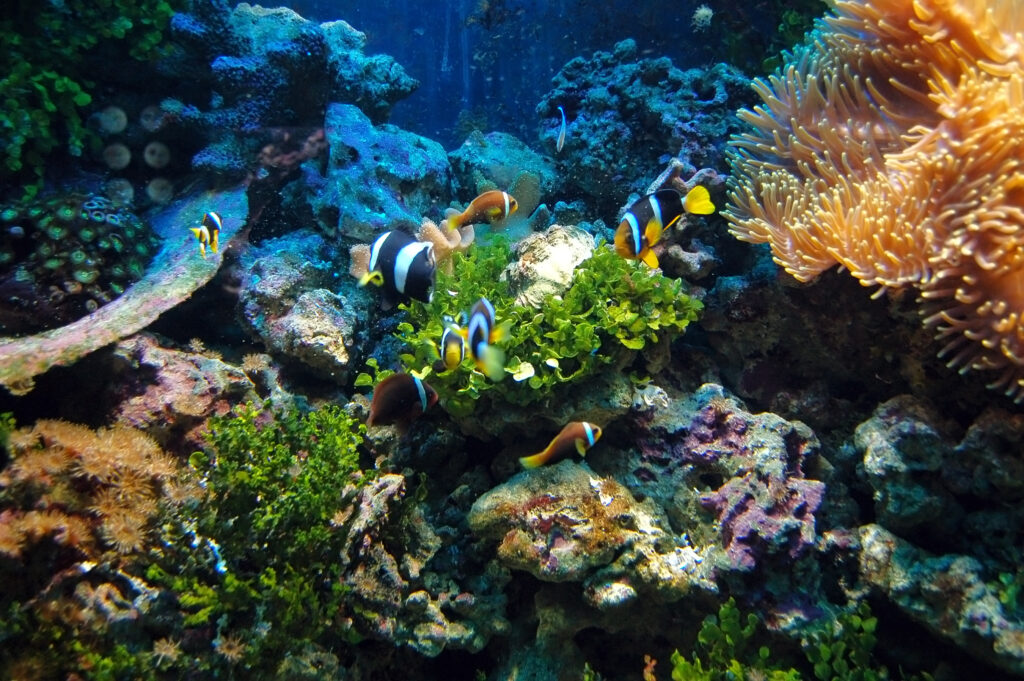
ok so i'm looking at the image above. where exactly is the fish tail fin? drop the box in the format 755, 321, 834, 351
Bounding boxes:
358, 270, 385, 288
477, 343, 506, 381
519, 448, 551, 469
683, 186, 715, 214
640, 249, 660, 269
444, 208, 461, 231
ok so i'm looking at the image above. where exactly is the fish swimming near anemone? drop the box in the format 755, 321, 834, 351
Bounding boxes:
358, 230, 436, 303
367, 373, 439, 434
458, 297, 508, 381
519, 421, 602, 468
444, 190, 518, 231
614, 186, 715, 268
190, 211, 222, 257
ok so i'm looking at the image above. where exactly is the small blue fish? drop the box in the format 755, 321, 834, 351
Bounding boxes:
556, 105, 566, 153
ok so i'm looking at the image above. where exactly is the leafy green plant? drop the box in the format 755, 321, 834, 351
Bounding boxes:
670, 598, 801, 681
148, 402, 367, 673
0, 0, 179, 195
397, 239, 702, 416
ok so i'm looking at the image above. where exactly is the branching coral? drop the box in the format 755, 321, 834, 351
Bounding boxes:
724, 0, 1024, 400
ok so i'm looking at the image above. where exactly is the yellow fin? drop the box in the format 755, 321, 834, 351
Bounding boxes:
477, 343, 506, 382
358, 270, 385, 288
683, 186, 715, 214
518, 450, 550, 469
575, 438, 588, 456
645, 216, 664, 247
640, 248, 660, 268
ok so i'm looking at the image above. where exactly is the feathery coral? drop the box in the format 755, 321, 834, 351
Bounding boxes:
724, 0, 1024, 400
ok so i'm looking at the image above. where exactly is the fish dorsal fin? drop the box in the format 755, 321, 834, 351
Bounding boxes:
683, 186, 715, 214
640, 248, 660, 269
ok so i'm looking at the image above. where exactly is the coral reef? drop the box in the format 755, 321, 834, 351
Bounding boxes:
503, 224, 595, 308
160, 2, 417, 178
238, 229, 373, 383
307, 103, 453, 241
448, 130, 557, 212
0, 194, 161, 334
536, 38, 752, 217
0, 185, 247, 396
724, 0, 1024, 401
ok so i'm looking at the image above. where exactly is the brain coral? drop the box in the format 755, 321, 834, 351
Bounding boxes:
724, 0, 1024, 401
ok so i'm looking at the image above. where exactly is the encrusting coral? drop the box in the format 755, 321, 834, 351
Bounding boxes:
724, 0, 1024, 401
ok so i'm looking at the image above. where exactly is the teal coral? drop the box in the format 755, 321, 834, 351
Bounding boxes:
395, 239, 702, 416
0, 0, 178, 195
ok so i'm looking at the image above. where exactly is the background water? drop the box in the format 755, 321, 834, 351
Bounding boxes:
286, 0, 768, 147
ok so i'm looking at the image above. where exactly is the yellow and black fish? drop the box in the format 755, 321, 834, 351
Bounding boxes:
358, 230, 436, 303
190, 211, 222, 257
445, 190, 518, 231
459, 297, 507, 381
519, 421, 603, 468
614, 186, 714, 268
438, 325, 466, 371
366, 373, 438, 434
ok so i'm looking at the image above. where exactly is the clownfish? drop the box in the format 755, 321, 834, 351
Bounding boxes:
190, 211, 222, 257
519, 421, 603, 468
613, 186, 715, 268
358, 230, 436, 303
459, 297, 507, 381
445, 190, 518, 231
438, 325, 466, 371
366, 373, 439, 434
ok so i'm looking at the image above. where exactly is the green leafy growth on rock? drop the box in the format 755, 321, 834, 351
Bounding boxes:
0, 0, 179, 195
148, 402, 366, 673
670, 599, 933, 681
397, 239, 702, 416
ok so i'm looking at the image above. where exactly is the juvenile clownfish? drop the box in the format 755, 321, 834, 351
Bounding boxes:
445, 190, 518, 231
458, 297, 507, 381
366, 373, 439, 434
614, 186, 715, 268
189, 211, 222, 258
519, 421, 603, 468
556, 106, 567, 153
358, 230, 436, 303
438, 325, 466, 371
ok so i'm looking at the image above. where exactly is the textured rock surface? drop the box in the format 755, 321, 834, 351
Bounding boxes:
503, 224, 594, 308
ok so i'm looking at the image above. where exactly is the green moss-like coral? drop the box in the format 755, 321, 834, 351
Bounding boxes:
394, 239, 702, 416
0, 0, 178, 195
0, 194, 162, 334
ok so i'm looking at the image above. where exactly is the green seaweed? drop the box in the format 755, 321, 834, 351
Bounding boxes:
147, 402, 367, 674
669, 599, 933, 681
396, 239, 702, 416
0, 0, 178, 196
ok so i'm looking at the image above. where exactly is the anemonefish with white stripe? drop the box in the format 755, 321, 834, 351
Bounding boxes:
519, 421, 603, 468
190, 211, 222, 257
444, 190, 518, 231
358, 230, 436, 303
438, 325, 466, 371
366, 373, 439, 434
459, 297, 507, 381
614, 186, 715, 268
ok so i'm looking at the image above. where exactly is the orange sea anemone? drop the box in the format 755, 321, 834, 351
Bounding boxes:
724, 0, 1024, 400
